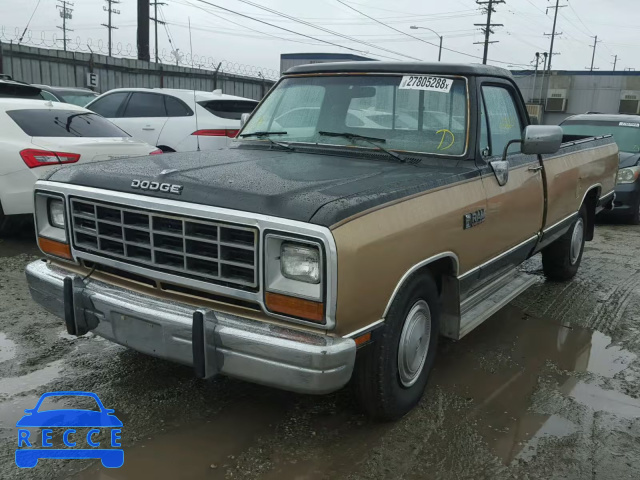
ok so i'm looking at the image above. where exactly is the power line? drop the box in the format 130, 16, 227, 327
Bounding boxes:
474, 0, 504, 64
228, 0, 423, 60
18, 0, 42, 44
101, 0, 120, 57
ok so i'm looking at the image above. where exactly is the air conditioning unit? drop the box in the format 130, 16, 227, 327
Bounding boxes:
619, 91, 640, 114
546, 89, 568, 113
526, 104, 544, 125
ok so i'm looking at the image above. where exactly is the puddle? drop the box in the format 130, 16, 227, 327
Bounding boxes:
0, 395, 40, 440
0, 360, 64, 396
72, 398, 289, 480
0, 332, 17, 363
431, 304, 638, 464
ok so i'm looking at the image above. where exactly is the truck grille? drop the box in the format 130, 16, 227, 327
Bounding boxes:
70, 198, 258, 289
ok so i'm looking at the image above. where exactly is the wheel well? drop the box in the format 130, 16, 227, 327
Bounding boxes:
583, 187, 600, 241
157, 145, 175, 153
413, 256, 458, 296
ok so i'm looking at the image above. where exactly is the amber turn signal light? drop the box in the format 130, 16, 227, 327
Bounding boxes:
38, 237, 72, 260
265, 292, 324, 323
354, 332, 372, 347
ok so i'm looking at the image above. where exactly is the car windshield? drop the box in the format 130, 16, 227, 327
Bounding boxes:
60, 93, 99, 107
561, 120, 640, 153
240, 75, 468, 156
7, 109, 128, 138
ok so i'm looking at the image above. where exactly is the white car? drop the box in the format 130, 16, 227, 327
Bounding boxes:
85, 88, 259, 152
0, 98, 160, 233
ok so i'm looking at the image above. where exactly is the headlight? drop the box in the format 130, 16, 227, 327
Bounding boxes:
617, 166, 640, 184
48, 199, 66, 229
280, 242, 320, 284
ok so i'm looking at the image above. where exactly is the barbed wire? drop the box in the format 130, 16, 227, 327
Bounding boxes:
0, 26, 279, 80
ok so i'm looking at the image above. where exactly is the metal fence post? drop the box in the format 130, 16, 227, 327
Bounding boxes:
213, 62, 222, 91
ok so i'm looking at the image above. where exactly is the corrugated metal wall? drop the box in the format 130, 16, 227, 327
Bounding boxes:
514, 72, 640, 125
0, 43, 275, 101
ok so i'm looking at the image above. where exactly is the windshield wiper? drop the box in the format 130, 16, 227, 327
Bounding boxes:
238, 131, 293, 151
239, 131, 287, 138
318, 131, 405, 163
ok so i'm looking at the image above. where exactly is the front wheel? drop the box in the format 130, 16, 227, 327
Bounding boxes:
627, 195, 640, 225
353, 274, 440, 421
542, 205, 587, 281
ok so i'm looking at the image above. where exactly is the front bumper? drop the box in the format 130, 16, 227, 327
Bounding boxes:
25, 260, 356, 394
606, 182, 640, 215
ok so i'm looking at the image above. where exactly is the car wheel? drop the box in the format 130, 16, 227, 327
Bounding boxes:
353, 273, 440, 421
542, 204, 587, 281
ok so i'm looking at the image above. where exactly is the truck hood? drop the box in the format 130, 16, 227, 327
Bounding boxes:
619, 151, 640, 168
45, 148, 479, 226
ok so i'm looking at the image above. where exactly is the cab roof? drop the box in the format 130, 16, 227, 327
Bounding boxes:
284, 61, 513, 78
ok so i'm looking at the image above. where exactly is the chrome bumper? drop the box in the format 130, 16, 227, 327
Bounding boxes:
25, 260, 356, 394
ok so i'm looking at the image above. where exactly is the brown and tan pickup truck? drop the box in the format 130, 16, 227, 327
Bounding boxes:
26, 62, 618, 419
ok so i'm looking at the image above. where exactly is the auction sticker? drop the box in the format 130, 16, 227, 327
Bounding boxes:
399, 76, 453, 93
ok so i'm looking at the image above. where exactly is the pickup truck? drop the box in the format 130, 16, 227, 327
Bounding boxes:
25, 62, 619, 420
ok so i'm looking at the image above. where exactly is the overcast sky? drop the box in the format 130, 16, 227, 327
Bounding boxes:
1, 0, 638, 76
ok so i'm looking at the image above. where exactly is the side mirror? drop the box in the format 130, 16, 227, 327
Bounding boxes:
240, 113, 251, 128
521, 125, 563, 155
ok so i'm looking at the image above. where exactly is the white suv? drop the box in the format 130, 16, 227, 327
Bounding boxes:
85, 88, 259, 152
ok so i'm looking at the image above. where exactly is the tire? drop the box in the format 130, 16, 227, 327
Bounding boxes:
542, 204, 587, 281
0, 203, 12, 237
353, 274, 440, 421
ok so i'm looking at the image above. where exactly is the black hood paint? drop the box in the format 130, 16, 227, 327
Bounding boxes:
46, 148, 479, 227
619, 151, 640, 168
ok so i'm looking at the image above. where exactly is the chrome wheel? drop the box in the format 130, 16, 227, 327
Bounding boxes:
570, 217, 584, 265
397, 300, 432, 387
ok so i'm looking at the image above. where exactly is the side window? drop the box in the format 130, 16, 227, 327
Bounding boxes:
88, 92, 129, 118
40, 91, 59, 102
123, 93, 167, 118
164, 95, 192, 117
482, 86, 523, 157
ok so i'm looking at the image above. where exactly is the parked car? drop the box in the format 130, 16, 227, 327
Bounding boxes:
33, 85, 99, 107
0, 98, 161, 234
560, 113, 640, 224
25, 63, 618, 420
85, 88, 259, 152
0, 79, 44, 100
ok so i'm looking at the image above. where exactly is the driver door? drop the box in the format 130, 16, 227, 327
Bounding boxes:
477, 80, 545, 284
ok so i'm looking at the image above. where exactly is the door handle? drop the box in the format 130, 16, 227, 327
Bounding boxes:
142, 127, 155, 131
528, 165, 543, 172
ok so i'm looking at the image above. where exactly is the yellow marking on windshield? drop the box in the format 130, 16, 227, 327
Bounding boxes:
436, 129, 455, 151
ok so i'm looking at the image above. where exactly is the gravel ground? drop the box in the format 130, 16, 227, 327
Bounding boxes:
0, 221, 639, 480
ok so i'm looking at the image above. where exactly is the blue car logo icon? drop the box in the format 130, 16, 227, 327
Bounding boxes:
15, 391, 123, 468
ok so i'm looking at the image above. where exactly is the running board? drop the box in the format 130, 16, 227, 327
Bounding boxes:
457, 270, 539, 339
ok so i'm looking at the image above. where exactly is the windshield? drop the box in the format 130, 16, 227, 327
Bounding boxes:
561, 120, 640, 153
240, 75, 468, 156
60, 93, 99, 107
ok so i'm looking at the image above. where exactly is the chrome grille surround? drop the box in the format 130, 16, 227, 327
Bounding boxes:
34, 181, 338, 330
70, 198, 258, 289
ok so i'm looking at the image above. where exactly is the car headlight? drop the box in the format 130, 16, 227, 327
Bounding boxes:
264, 235, 324, 324
48, 199, 66, 229
280, 242, 320, 284
617, 166, 640, 184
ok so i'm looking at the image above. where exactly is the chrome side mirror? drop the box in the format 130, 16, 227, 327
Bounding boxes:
521, 125, 563, 155
490, 160, 509, 187
240, 113, 251, 128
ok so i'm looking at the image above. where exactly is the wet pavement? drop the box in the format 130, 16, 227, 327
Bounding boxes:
1, 223, 639, 479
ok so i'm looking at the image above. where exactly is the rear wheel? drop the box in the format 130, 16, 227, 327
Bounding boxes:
542, 204, 587, 281
353, 274, 440, 420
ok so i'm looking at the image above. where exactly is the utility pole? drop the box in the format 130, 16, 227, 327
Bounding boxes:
538, 52, 548, 103
137, 0, 150, 61
56, 0, 73, 51
544, 0, 566, 74
102, 0, 120, 57
611, 55, 619, 71
474, 0, 504, 64
586, 35, 601, 71
150, 2, 167, 63
531, 52, 540, 103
